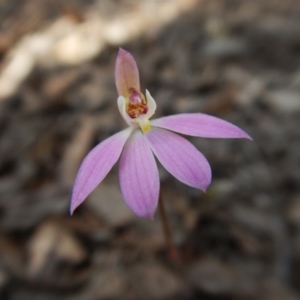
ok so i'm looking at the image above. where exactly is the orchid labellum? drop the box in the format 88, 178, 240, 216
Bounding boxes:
71, 49, 251, 218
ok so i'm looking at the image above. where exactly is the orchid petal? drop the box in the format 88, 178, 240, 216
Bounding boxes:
151, 113, 252, 139
117, 95, 137, 127
115, 48, 140, 96
119, 129, 159, 218
71, 128, 132, 214
145, 90, 157, 119
145, 128, 211, 191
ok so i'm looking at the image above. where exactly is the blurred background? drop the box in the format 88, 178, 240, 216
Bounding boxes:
0, 0, 300, 299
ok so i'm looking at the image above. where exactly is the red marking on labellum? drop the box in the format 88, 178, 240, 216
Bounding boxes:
127, 87, 148, 118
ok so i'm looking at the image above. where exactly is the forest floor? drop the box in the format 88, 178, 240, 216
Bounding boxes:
0, 0, 300, 299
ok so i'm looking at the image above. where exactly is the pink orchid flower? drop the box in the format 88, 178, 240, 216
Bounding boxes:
71, 48, 251, 218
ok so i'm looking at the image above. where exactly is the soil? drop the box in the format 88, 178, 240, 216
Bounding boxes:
0, 0, 300, 299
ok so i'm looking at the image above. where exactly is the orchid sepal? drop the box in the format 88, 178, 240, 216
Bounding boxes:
70, 49, 252, 219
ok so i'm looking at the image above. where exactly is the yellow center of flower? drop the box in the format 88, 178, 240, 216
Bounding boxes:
126, 88, 151, 133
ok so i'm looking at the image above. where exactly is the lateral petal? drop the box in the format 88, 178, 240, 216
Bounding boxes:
151, 113, 252, 139
119, 129, 159, 218
71, 128, 132, 214
145, 90, 157, 119
117, 95, 137, 127
145, 128, 211, 191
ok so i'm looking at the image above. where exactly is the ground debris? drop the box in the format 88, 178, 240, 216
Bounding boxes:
0, 0, 299, 299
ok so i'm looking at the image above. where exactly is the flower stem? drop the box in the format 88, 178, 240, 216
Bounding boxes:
158, 194, 180, 261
